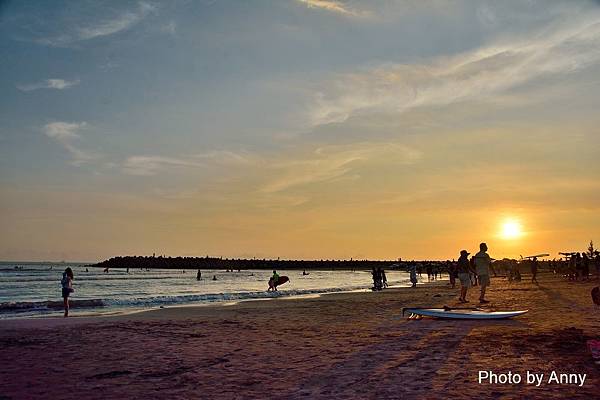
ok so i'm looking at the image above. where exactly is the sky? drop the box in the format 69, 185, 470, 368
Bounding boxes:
1, 0, 599, 262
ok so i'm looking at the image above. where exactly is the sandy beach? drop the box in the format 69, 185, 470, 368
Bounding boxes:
1, 274, 598, 399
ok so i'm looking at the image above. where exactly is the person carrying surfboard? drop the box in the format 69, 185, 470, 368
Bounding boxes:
268, 270, 280, 291
473, 243, 492, 304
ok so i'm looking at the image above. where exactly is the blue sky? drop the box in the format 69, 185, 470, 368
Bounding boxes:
1, 0, 599, 261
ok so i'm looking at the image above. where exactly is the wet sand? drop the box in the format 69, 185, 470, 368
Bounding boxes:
1, 273, 599, 399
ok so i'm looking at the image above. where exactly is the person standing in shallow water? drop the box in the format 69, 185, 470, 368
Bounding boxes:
61, 267, 74, 317
409, 263, 417, 287
473, 243, 492, 304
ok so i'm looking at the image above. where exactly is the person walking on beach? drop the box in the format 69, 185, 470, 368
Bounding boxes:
447, 260, 456, 289
473, 243, 492, 304
575, 253, 583, 280
531, 257, 539, 284
457, 250, 472, 302
268, 270, 280, 291
409, 263, 417, 288
61, 267, 74, 317
582, 253, 590, 280
469, 256, 478, 286
372, 267, 382, 290
381, 268, 388, 288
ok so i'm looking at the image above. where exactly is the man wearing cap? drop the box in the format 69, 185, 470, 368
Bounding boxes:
474, 242, 492, 303
457, 250, 472, 302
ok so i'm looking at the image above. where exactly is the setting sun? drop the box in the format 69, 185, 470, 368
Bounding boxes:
501, 219, 523, 240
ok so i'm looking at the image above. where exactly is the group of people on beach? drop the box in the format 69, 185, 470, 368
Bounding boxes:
371, 267, 388, 291
566, 253, 593, 281
407, 243, 494, 303
453, 242, 493, 303
57, 241, 600, 317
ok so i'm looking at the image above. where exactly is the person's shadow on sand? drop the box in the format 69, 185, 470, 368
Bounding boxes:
286, 318, 527, 398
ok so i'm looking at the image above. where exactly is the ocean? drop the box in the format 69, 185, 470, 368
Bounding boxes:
0, 263, 413, 319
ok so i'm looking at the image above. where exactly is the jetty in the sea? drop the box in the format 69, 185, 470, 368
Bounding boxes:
92, 255, 407, 271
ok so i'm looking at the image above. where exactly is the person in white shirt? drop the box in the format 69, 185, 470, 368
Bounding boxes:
473, 243, 492, 304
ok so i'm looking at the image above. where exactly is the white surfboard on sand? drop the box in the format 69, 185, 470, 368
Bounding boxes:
403, 307, 528, 320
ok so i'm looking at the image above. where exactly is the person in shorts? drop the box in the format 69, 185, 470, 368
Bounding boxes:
61, 267, 74, 317
473, 243, 492, 303
456, 250, 472, 302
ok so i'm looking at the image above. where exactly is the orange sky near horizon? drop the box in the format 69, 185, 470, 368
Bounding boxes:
1, 1, 600, 263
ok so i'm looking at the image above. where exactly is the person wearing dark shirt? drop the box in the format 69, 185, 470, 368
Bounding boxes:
531, 257, 538, 284
457, 250, 472, 303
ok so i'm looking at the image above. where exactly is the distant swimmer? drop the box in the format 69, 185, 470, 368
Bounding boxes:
212, 275, 217, 281
103, 267, 109, 273
61, 267, 74, 317
302, 270, 309, 276
85, 268, 89, 272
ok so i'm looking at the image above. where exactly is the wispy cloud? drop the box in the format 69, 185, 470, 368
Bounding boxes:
297, 0, 363, 17
308, 14, 600, 126
37, 2, 157, 47
161, 21, 177, 35
43, 122, 96, 166
122, 150, 256, 176
122, 156, 203, 176
17, 78, 80, 92
262, 142, 421, 193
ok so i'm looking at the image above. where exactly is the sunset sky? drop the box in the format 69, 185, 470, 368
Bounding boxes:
1, 0, 599, 262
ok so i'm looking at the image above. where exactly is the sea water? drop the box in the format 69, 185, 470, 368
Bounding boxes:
0, 263, 413, 319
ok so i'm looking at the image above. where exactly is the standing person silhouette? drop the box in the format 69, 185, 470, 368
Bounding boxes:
268, 270, 280, 291
473, 243, 492, 304
531, 257, 539, 284
456, 250, 472, 303
381, 267, 387, 288
409, 263, 417, 288
61, 267, 74, 317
